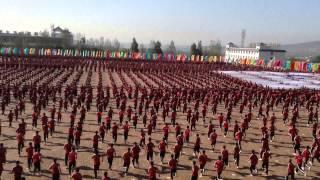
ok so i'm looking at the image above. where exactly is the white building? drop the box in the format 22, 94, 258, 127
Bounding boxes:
225, 42, 286, 63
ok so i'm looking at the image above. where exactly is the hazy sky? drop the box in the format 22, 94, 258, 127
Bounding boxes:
0, 0, 319, 46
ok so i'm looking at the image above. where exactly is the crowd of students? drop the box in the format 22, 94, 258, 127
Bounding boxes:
0, 57, 319, 180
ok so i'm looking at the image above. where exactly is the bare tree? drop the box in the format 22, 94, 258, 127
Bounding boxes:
99, 37, 104, 49
113, 39, 120, 51
167, 40, 176, 54
140, 44, 146, 54
104, 39, 112, 50
40, 29, 50, 37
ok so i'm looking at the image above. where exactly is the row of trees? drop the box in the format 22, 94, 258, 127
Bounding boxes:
190, 40, 222, 57
132, 38, 177, 55
313, 56, 320, 63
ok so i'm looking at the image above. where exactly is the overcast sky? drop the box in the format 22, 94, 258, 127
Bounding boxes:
1, 0, 319, 46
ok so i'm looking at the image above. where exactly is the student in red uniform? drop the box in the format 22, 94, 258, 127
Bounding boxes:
91, 150, 100, 178
184, 126, 191, 145
99, 122, 106, 142
49, 118, 55, 136
142, 112, 148, 127
147, 161, 159, 180
288, 125, 298, 145
168, 154, 178, 179
249, 150, 258, 176
43, 123, 49, 143
198, 150, 208, 176
32, 111, 38, 128
312, 122, 318, 138
162, 123, 170, 143
11, 161, 23, 180
293, 134, 301, 153
105, 116, 111, 131
16, 132, 24, 156
8, 110, 13, 127
103, 143, 116, 170
123, 121, 130, 144
302, 146, 311, 170
295, 150, 305, 175
71, 168, 82, 180
209, 129, 217, 151
285, 159, 295, 180
175, 123, 181, 138
92, 131, 100, 152
68, 147, 77, 175
68, 125, 74, 143
311, 146, 320, 164
49, 159, 62, 180
74, 128, 81, 149
214, 156, 224, 180
64, 140, 72, 166
32, 149, 41, 175
233, 143, 240, 168
147, 122, 153, 136
122, 148, 131, 175
140, 129, 146, 147
131, 142, 141, 168
173, 142, 182, 161
112, 122, 118, 143
157, 137, 166, 164
146, 138, 155, 161
132, 113, 138, 129
97, 111, 102, 124
191, 113, 197, 131
57, 110, 62, 123
269, 123, 275, 142
233, 121, 239, 139
217, 113, 224, 129
193, 134, 201, 156
235, 129, 243, 150
0, 143, 6, 165
191, 161, 199, 180
221, 145, 229, 167
26, 142, 34, 170
223, 120, 229, 137
261, 150, 271, 175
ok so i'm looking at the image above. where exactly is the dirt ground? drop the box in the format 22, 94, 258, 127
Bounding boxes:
0, 68, 319, 180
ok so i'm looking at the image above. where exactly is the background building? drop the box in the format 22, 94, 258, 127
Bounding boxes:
0, 26, 73, 48
225, 42, 286, 63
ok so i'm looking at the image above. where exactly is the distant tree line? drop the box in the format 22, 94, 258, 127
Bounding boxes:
1, 27, 223, 56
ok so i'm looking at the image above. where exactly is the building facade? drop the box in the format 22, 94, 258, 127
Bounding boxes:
225, 42, 286, 63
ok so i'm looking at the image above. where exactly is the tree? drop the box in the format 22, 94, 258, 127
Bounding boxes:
167, 40, 176, 54
131, 37, 139, 53
94, 38, 100, 49
104, 39, 112, 50
113, 39, 120, 51
99, 37, 105, 49
149, 40, 156, 53
207, 40, 222, 56
40, 29, 50, 37
154, 41, 163, 54
197, 41, 203, 56
140, 44, 146, 54
313, 56, 320, 63
190, 43, 197, 55
87, 38, 95, 48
